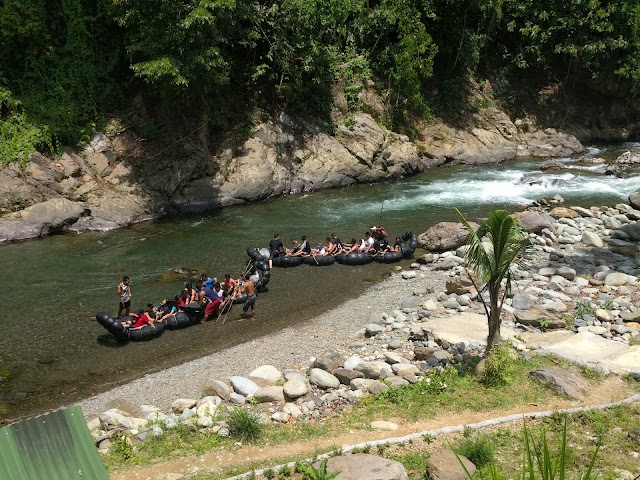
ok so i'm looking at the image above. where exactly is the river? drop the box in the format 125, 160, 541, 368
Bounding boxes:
1, 143, 639, 421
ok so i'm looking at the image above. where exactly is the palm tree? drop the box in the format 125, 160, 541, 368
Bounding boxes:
455, 208, 529, 351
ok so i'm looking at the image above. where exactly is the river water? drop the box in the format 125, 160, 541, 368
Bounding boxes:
1, 143, 639, 420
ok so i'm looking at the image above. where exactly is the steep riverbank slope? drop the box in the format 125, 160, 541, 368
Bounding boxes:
2, 80, 640, 243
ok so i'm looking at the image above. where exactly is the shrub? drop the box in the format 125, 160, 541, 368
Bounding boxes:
454, 432, 495, 468
482, 342, 514, 387
110, 434, 134, 462
226, 407, 262, 443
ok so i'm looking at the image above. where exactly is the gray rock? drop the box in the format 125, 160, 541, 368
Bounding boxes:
354, 361, 392, 379
333, 368, 365, 385
230, 376, 260, 397
418, 222, 478, 252
514, 310, 567, 329
384, 352, 409, 364
603, 216, 623, 230
605, 272, 633, 286
344, 355, 363, 370
401, 296, 424, 310
529, 368, 588, 400
512, 211, 554, 233
555, 267, 576, 281
365, 323, 385, 337
202, 379, 232, 401
309, 368, 340, 389
254, 386, 285, 403
401, 270, 417, 279
391, 363, 421, 376
512, 294, 536, 310
171, 398, 197, 414
427, 450, 476, 480
283, 378, 308, 399
414, 346, 438, 360
248, 365, 283, 385
582, 231, 603, 247
350, 378, 388, 394
313, 352, 344, 372
320, 453, 408, 480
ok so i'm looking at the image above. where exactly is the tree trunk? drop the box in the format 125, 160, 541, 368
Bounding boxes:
486, 285, 502, 351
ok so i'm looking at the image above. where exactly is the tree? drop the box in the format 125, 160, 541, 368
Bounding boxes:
456, 209, 529, 351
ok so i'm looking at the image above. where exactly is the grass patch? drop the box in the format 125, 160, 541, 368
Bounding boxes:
345, 354, 559, 426
629, 337, 640, 346
384, 451, 430, 479
482, 342, 515, 386
227, 407, 263, 443
103, 424, 230, 471
453, 429, 494, 467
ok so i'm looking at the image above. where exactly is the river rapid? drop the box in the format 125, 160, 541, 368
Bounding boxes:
1, 143, 640, 421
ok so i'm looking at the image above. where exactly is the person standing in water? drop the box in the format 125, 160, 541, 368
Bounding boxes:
240, 273, 256, 320
117, 276, 132, 317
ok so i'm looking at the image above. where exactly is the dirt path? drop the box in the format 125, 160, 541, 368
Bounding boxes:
112, 376, 636, 480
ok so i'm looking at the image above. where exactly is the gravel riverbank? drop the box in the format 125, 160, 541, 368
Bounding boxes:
76, 267, 450, 419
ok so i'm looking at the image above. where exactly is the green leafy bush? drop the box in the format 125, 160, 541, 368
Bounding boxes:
482, 342, 514, 387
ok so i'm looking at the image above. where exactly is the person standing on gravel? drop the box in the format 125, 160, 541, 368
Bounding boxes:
117, 276, 132, 318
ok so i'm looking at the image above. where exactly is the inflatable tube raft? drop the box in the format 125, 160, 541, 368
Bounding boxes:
129, 322, 166, 341
336, 252, 374, 265
272, 255, 304, 267
246, 247, 265, 262
96, 312, 129, 340
304, 255, 336, 266
374, 251, 404, 263
401, 232, 418, 258
96, 312, 166, 341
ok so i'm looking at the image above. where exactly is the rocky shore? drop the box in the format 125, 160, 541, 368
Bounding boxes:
83, 197, 640, 457
0, 108, 586, 242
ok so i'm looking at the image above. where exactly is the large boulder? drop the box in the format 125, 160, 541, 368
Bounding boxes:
254, 386, 285, 403
319, 454, 408, 480
418, 222, 478, 252
283, 378, 308, 399
0, 197, 87, 242
230, 376, 260, 397
629, 189, 640, 210
511, 211, 554, 233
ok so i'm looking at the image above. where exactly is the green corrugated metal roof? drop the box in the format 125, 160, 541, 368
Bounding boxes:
0, 406, 109, 480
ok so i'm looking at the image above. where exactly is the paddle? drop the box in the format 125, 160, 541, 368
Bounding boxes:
220, 293, 236, 325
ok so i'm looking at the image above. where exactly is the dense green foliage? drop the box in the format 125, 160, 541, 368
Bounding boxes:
1, 0, 640, 164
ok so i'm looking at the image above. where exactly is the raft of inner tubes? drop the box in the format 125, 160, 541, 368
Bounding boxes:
268, 232, 418, 268
96, 233, 415, 341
